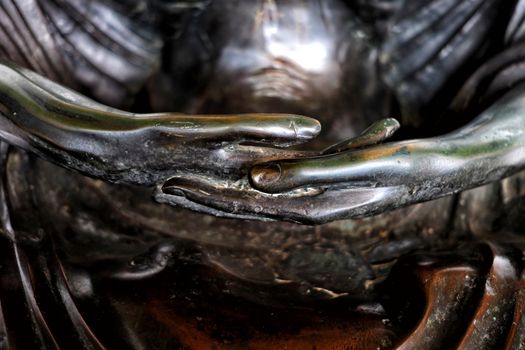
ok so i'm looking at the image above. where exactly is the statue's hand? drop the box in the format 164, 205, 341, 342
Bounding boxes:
158, 84, 525, 223
155, 135, 504, 224
155, 118, 413, 224
0, 62, 320, 186
4, 61, 525, 224
73, 112, 322, 186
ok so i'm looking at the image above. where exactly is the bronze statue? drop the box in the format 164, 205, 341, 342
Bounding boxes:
0, 0, 523, 349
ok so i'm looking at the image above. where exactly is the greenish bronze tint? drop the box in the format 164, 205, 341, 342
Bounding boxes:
0, 61, 320, 186
250, 83, 525, 199
0, 63, 320, 138
322, 118, 400, 154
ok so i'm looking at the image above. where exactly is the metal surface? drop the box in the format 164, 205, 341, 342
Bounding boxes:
0, 0, 522, 349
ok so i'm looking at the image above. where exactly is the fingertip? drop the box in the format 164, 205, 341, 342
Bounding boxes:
250, 163, 282, 191
384, 117, 401, 127
292, 115, 321, 140
382, 118, 401, 137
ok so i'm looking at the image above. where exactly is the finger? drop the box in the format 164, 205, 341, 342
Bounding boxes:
250, 143, 412, 193
322, 118, 400, 154
154, 184, 270, 221
2, 63, 321, 147
155, 176, 409, 224
151, 113, 321, 146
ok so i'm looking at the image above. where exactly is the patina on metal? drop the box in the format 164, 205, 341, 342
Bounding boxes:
0, 0, 523, 349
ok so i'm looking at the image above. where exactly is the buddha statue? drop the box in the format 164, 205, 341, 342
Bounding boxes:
0, 0, 523, 348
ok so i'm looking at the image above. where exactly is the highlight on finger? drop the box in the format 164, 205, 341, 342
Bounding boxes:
249, 150, 393, 193
323, 118, 400, 154
157, 113, 321, 145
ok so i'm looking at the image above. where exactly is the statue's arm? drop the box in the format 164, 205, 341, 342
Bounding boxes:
251, 84, 525, 195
